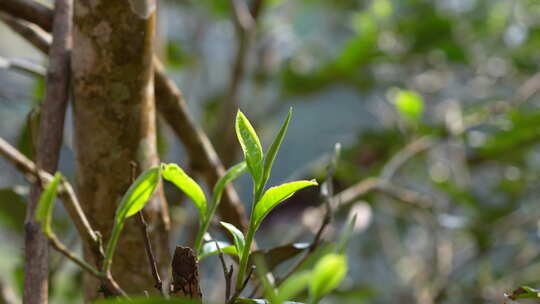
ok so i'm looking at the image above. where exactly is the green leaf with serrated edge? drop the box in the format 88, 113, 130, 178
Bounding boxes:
198, 241, 238, 260
235, 111, 264, 187
36, 172, 62, 236
309, 254, 347, 302
253, 180, 318, 228
275, 270, 311, 304
212, 161, 247, 211
104, 167, 160, 272
161, 163, 207, 221
220, 221, 245, 258
262, 108, 292, 189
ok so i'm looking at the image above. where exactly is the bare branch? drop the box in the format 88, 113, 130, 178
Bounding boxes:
22, 0, 71, 301
0, 0, 53, 31
0, 12, 50, 53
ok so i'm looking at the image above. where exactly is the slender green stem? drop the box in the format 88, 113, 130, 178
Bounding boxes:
236, 221, 255, 290
103, 221, 122, 273
194, 220, 207, 254
235, 183, 264, 292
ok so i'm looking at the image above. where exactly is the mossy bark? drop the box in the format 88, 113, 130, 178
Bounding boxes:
71, 0, 169, 300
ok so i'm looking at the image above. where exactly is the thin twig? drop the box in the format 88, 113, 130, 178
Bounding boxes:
213, 239, 233, 302
227, 265, 255, 304
137, 212, 163, 295
47, 233, 102, 278
0, 0, 53, 31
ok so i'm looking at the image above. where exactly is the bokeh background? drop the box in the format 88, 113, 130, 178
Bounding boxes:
2, 0, 540, 303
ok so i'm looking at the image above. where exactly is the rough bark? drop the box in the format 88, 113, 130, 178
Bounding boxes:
71, 0, 169, 300
23, 0, 72, 303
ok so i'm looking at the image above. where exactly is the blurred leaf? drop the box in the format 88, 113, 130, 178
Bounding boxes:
309, 254, 348, 302
161, 163, 207, 221
275, 271, 311, 304
506, 286, 540, 300
253, 180, 318, 228
220, 221, 245, 257
395, 89, 424, 122
199, 241, 237, 260
166, 42, 189, 69
262, 108, 292, 188
35, 172, 62, 236
0, 188, 26, 233
235, 111, 264, 187
250, 242, 310, 270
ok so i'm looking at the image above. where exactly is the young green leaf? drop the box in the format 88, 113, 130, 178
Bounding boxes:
212, 161, 247, 209
220, 221, 245, 258
262, 108, 292, 189
161, 163, 207, 221
253, 180, 318, 228
275, 270, 311, 304
395, 89, 424, 122
309, 254, 348, 302
104, 167, 160, 272
35, 172, 62, 236
199, 241, 238, 260
235, 110, 264, 186
116, 167, 161, 220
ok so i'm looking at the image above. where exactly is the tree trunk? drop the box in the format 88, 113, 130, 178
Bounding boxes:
71, 0, 169, 300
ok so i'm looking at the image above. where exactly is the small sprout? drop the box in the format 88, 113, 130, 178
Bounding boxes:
36, 172, 62, 237
220, 221, 246, 258
235, 110, 264, 187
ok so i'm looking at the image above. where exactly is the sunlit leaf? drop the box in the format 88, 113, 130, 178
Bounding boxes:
104, 167, 160, 272
212, 161, 247, 209
505, 286, 540, 300
116, 167, 161, 220
309, 254, 348, 302
262, 108, 292, 188
235, 111, 264, 186
220, 221, 245, 257
253, 180, 318, 228
36, 172, 62, 236
161, 163, 207, 221
395, 89, 424, 122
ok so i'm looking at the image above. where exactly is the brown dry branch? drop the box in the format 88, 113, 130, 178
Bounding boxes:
23, 0, 71, 302
0, 0, 249, 236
